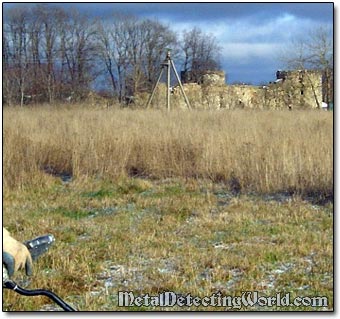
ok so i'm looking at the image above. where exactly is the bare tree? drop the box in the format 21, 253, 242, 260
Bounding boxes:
3, 4, 99, 105
180, 27, 221, 83
3, 4, 225, 106
30, 4, 65, 103
97, 14, 177, 101
281, 25, 333, 105
3, 6, 31, 106
97, 22, 118, 95
60, 9, 99, 100
141, 19, 177, 90
97, 14, 134, 101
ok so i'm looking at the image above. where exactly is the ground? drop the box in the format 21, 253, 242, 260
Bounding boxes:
3, 176, 333, 311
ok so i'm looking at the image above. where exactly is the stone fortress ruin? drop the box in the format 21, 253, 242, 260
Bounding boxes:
147, 68, 325, 110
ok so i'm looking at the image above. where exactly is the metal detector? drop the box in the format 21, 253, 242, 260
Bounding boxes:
3, 234, 76, 311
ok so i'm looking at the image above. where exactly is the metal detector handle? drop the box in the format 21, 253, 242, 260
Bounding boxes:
2, 234, 54, 282
3, 234, 77, 311
3, 266, 10, 283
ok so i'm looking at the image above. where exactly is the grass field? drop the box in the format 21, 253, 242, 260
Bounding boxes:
3, 106, 333, 311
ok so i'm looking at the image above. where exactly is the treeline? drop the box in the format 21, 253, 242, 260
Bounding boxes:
3, 4, 221, 106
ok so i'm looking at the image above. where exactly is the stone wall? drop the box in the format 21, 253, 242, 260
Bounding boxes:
143, 69, 323, 110
200, 71, 226, 86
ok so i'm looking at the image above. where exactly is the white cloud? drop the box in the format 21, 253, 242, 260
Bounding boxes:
214, 14, 311, 42
164, 12, 328, 61
221, 42, 285, 63
159, 11, 332, 83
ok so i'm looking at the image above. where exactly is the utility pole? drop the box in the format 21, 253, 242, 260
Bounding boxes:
167, 53, 171, 111
146, 50, 192, 110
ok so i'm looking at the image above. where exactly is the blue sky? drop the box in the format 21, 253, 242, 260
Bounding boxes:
3, 2, 334, 85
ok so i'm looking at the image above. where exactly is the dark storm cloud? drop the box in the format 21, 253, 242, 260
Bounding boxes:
2, 2, 333, 84
50, 2, 333, 23
5, 2, 330, 23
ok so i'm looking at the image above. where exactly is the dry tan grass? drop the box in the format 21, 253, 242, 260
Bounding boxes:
3, 177, 333, 311
3, 105, 333, 196
3, 106, 333, 310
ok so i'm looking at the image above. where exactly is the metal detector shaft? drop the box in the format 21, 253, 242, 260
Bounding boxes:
4, 280, 76, 311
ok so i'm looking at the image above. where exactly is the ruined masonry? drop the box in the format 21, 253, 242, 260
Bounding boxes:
148, 69, 323, 110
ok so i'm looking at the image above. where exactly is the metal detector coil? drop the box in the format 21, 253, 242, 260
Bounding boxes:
24, 234, 55, 261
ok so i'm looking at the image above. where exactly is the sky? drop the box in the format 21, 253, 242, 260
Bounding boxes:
3, 1, 334, 85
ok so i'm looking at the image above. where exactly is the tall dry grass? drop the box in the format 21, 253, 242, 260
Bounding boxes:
3, 106, 333, 196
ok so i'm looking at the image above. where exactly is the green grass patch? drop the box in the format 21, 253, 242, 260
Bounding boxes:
3, 177, 333, 311
47, 207, 94, 220
82, 189, 116, 199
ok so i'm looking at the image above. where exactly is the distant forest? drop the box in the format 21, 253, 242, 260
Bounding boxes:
3, 4, 222, 105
